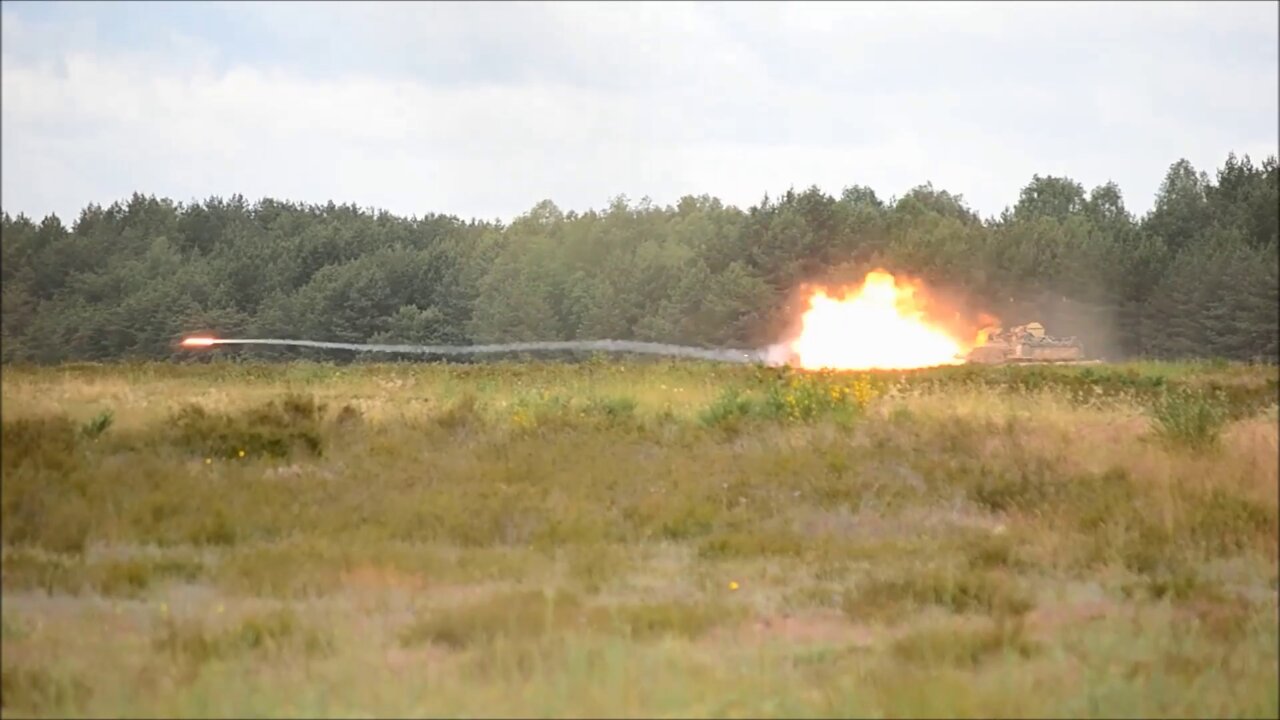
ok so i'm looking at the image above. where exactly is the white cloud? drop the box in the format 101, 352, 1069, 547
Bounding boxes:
2, 1, 1276, 224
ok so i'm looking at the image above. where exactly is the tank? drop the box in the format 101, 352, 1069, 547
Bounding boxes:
965, 322, 1086, 364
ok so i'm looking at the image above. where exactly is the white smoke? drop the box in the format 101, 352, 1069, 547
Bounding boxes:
761, 343, 797, 367
188, 337, 786, 365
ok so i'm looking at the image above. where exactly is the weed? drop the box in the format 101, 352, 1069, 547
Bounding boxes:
890, 618, 1039, 667
531, 506, 613, 549
655, 500, 719, 542
760, 370, 877, 424
0, 614, 32, 641
399, 589, 583, 649
79, 409, 114, 440
168, 395, 324, 459
1150, 388, 1228, 451
434, 392, 483, 431
563, 545, 630, 593
232, 608, 333, 656
963, 531, 1026, 571
843, 565, 1034, 622
589, 599, 736, 640
0, 663, 91, 714
399, 589, 734, 650
699, 387, 755, 430
153, 607, 333, 673
332, 403, 363, 427
94, 556, 206, 598
586, 395, 638, 422
1116, 519, 1179, 571
215, 543, 343, 599
1186, 488, 1278, 556
969, 467, 1058, 514
698, 527, 808, 559
0, 475, 93, 554
1, 415, 80, 475
188, 505, 238, 547
0, 551, 86, 595
1127, 566, 1208, 602
1185, 597, 1254, 644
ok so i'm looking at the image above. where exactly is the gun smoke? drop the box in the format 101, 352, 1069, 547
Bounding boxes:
183, 337, 789, 365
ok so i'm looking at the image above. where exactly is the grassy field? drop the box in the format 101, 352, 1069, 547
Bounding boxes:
2, 358, 1277, 718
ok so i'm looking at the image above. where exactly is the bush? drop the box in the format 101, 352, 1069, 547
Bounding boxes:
153, 607, 333, 673
1149, 389, 1228, 451
588, 600, 735, 640
2, 416, 80, 475
0, 663, 91, 715
434, 393, 483, 431
759, 370, 878, 424
399, 589, 583, 649
698, 387, 755, 429
79, 410, 114, 440
167, 393, 325, 459
585, 396, 638, 424
842, 566, 1034, 622
890, 618, 1039, 668
1, 416, 93, 554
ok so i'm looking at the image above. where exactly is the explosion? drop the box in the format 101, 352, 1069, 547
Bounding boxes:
781, 270, 987, 371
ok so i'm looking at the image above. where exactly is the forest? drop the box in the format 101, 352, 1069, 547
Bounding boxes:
1, 152, 1276, 364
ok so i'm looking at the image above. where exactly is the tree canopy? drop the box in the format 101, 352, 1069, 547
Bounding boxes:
2, 153, 1276, 363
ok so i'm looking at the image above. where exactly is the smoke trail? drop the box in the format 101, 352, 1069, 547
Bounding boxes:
183, 337, 784, 365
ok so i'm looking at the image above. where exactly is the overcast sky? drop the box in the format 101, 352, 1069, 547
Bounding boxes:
2, 1, 1276, 224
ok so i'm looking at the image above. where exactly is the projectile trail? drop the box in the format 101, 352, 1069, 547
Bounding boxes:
182, 337, 786, 365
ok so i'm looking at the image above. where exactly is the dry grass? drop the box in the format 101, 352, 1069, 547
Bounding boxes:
1, 359, 1277, 717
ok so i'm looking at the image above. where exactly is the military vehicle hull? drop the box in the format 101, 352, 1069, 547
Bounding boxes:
966, 343, 1086, 364
965, 322, 1086, 365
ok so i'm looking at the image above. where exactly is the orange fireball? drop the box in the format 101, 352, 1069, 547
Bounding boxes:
785, 271, 973, 371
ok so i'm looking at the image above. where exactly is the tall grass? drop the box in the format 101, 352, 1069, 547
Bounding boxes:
1, 360, 1276, 717
1149, 387, 1230, 450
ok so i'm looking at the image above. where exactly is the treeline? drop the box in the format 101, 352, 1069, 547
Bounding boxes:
1, 153, 1276, 364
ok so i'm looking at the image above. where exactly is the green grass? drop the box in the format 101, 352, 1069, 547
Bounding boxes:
1, 359, 1277, 717
1149, 386, 1231, 451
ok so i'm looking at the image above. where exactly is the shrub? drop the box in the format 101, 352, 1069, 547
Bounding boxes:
890, 618, 1039, 668
842, 566, 1033, 622
698, 387, 755, 430
94, 556, 205, 598
585, 396, 638, 424
153, 607, 333, 672
79, 410, 114, 440
2, 416, 80, 475
399, 589, 583, 649
0, 663, 91, 714
587, 600, 736, 640
1149, 388, 1228, 451
167, 393, 325, 459
0, 417, 94, 553
760, 370, 878, 424
434, 393, 483, 431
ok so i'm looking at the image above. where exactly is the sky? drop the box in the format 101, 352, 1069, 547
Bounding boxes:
1, 0, 1276, 224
